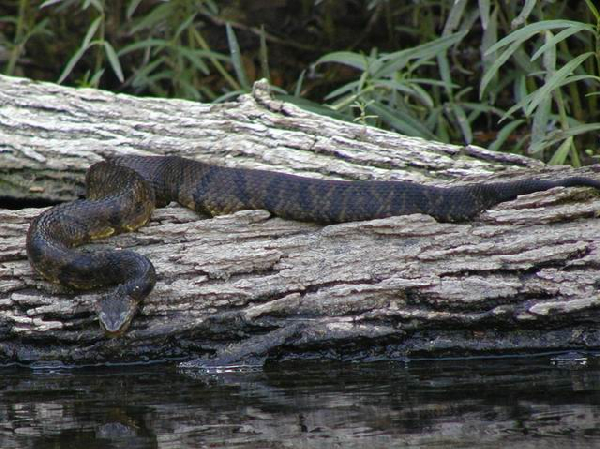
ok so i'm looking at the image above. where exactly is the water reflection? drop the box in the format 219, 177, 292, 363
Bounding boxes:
0, 356, 599, 448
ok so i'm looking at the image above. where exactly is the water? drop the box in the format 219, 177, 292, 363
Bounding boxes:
1, 355, 599, 448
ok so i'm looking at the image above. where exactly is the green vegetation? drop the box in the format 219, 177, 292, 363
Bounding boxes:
2, 0, 599, 166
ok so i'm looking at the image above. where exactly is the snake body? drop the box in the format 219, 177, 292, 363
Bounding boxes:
26, 155, 600, 336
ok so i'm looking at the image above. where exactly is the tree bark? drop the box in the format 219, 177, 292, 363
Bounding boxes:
1, 74, 600, 367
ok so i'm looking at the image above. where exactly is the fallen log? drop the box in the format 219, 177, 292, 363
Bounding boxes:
1, 74, 599, 366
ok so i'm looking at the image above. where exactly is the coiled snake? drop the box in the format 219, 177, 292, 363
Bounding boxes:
26, 155, 600, 336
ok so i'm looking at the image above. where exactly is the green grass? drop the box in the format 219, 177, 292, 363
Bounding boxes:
2, 0, 599, 166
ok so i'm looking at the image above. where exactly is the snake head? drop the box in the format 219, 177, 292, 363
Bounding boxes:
96, 285, 139, 338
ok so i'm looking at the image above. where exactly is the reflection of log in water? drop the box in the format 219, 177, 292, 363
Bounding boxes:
0, 359, 599, 448
1, 75, 600, 365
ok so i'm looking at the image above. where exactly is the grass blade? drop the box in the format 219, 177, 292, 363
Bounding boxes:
584, 0, 600, 22
529, 123, 600, 154
531, 25, 591, 61
478, 0, 491, 30
57, 16, 102, 85
103, 42, 124, 82
315, 51, 368, 71
488, 119, 524, 152
448, 104, 472, 144
484, 20, 590, 56
511, 0, 536, 28
548, 136, 573, 165
480, 39, 524, 97
375, 31, 467, 78
367, 102, 436, 139
40, 0, 64, 8
443, 0, 467, 34
525, 53, 595, 116
225, 23, 250, 90
259, 25, 270, 82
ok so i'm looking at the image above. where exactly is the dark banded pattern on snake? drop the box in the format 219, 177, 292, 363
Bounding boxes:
26, 155, 600, 336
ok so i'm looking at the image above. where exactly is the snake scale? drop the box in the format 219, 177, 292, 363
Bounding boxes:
26, 155, 600, 336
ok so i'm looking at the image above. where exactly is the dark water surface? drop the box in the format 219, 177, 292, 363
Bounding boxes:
1, 355, 600, 448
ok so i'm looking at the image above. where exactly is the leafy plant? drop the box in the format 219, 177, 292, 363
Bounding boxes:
313, 31, 487, 142
39, 0, 124, 87
3, 0, 600, 166
481, 15, 600, 166
311, 0, 600, 165
27, 0, 234, 99
1, 0, 51, 76
119, 0, 232, 100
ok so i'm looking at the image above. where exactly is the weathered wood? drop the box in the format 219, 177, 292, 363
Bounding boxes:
1, 74, 600, 366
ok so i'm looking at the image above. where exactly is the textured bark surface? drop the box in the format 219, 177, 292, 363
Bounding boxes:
1, 74, 600, 366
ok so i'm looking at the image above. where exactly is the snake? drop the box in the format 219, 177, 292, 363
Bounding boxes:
26, 155, 600, 336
